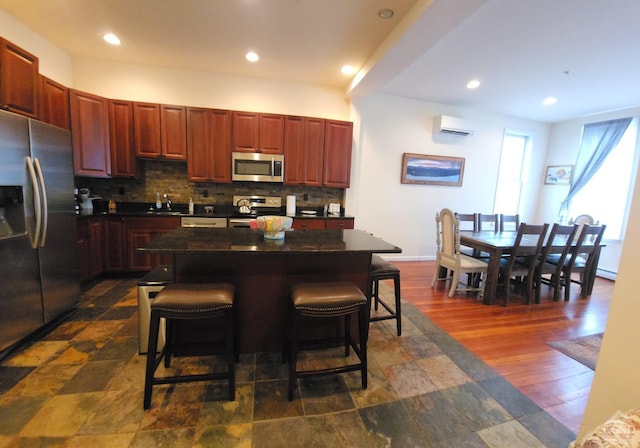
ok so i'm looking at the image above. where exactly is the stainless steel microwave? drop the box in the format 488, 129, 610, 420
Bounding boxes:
232, 152, 284, 182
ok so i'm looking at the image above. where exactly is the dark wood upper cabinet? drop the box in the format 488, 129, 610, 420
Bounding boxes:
134, 102, 187, 160
187, 107, 231, 182
109, 99, 138, 178
133, 102, 161, 159
232, 111, 284, 154
323, 120, 353, 188
0, 38, 39, 118
160, 104, 187, 160
69, 89, 111, 178
284, 116, 324, 186
39, 75, 69, 129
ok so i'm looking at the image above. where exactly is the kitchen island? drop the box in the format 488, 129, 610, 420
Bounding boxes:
139, 228, 401, 352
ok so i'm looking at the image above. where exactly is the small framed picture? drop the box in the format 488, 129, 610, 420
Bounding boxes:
401, 153, 465, 186
544, 165, 573, 185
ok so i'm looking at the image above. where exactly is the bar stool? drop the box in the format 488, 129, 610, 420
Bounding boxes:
143, 282, 236, 410
285, 281, 368, 401
370, 255, 402, 336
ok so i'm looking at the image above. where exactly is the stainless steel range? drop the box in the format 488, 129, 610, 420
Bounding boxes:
229, 195, 282, 227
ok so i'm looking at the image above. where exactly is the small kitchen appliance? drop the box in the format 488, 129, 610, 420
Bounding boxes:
232, 152, 284, 183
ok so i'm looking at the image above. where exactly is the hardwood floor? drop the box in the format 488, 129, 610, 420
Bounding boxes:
394, 260, 612, 434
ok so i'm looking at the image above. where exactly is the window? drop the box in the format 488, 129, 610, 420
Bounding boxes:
494, 132, 529, 215
569, 118, 638, 240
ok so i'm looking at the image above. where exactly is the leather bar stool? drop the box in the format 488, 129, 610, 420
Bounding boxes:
370, 255, 402, 336
285, 281, 368, 401
143, 282, 236, 410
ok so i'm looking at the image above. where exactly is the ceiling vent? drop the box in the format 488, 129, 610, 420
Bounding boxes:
433, 115, 476, 136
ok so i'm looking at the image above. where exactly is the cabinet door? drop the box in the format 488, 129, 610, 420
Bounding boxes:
103, 217, 127, 271
0, 38, 39, 118
232, 111, 259, 152
232, 111, 284, 154
109, 100, 138, 178
127, 228, 154, 271
187, 108, 231, 182
76, 220, 90, 283
284, 116, 323, 185
209, 109, 232, 183
134, 102, 161, 158
259, 113, 284, 154
126, 217, 179, 271
88, 218, 104, 278
284, 116, 305, 184
160, 104, 187, 160
39, 75, 69, 129
69, 89, 111, 177
323, 120, 353, 188
186, 107, 213, 182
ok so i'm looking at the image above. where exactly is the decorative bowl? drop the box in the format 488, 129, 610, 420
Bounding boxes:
255, 215, 293, 240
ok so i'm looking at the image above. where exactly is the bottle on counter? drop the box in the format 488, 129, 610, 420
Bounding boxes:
108, 199, 116, 213
189, 197, 194, 215
155, 192, 162, 210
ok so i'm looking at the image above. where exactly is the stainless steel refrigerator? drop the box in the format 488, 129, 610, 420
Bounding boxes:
0, 109, 80, 353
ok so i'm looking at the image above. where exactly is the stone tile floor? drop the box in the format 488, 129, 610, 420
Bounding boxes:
0, 278, 576, 447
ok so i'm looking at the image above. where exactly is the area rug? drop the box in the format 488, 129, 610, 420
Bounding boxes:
548, 333, 603, 370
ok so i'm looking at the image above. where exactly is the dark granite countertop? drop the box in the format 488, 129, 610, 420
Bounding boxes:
138, 228, 401, 255
78, 202, 353, 219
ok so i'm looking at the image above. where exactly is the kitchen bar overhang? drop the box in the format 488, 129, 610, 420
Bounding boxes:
138, 228, 401, 352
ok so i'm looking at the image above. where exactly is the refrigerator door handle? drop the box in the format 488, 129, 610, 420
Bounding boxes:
33, 157, 48, 247
26, 156, 43, 248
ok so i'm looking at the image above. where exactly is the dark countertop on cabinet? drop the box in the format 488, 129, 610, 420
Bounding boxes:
138, 228, 400, 255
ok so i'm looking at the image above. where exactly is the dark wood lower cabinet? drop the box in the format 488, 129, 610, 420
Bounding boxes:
77, 217, 104, 283
126, 217, 179, 271
103, 217, 128, 272
77, 216, 180, 281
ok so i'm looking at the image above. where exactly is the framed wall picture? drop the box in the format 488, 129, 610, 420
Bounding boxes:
401, 153, 465, 186
545, 165, 573, 185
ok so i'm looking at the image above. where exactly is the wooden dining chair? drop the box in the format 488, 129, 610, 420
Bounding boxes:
477, 213, 499, 232
568, 214, 596, 226
455, 212, 478, 258
432, 208, 488, 297
546, 224, 606, 301
499, 214, 520, 232
455, 212, 478, 231
535, 223, 579, 303
496, 223, 549, 306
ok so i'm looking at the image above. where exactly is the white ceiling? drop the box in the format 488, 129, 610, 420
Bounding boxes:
2, 0, 640, 123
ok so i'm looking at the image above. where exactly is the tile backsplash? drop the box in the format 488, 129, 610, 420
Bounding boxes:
76, 160, 344, 208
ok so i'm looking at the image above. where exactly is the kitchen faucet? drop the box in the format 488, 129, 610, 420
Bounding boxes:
164, 194, 172, 210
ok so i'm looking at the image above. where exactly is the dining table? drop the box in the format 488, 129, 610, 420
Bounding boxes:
459, 230, 603, 305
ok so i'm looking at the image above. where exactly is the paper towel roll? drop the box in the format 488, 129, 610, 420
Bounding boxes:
286, 195, 296, 216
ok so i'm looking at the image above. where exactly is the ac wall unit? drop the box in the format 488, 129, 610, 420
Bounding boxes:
433, 115, 476, 136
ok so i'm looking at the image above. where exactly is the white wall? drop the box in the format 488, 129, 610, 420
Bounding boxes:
347, 94, 550, 260
579, 159, 640, 435
0, 9, 73, 85
539, 107, 640, 277
72, 57, 350, 121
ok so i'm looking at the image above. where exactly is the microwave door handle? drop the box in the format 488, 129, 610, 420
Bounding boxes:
271, 157, 275, 179
33, 158, 48, 247
26, 157, 42, 248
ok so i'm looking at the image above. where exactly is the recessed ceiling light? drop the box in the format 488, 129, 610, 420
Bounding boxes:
466, 79, 480, 89
341, 65, 356, 75
246, 51, 259, 62
542, 96, 557, 105
102, 33, 121, 46
378, 9, 394, 19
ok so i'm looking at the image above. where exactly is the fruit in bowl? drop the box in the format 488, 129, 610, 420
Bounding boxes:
255, 216, 293, 240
